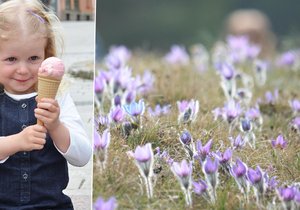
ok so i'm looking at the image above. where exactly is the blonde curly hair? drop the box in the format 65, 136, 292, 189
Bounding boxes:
0, 0, 64, 92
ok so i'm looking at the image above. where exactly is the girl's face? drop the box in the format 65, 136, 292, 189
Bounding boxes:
0, 33, 46, 94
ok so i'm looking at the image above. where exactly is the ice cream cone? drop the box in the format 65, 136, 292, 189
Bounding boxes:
36, 76, 61, 125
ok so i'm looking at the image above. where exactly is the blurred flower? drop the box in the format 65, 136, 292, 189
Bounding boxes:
96, 114, 111, 128
179, 130, 195, 161
177, 99, 199, 124
253, 60, 268, 86
240, 118, 252, 132
271, 134, 287, 149
195, 139, 213, 162
218, 62, 235, 80
94, 196, 118, 210
229, 134, 245, 150
289, 99, 300, 114
94, 129, 110, 171
171, 159, 193, 206
94, 129, 110, 150
245, 106, 263, 131
191, 44, 209, 72
180, 130, 192, 145
193, 179, 208, 196
277, 51, 296, 68
278, 186, 296, 202
107, 45, 131, 67
109, 106, 125, 124
278, 186, 296, 210
232, 159, 247, 178
247, 166, 266, 200
222, 99, 242, 124
123, 99, 145, 117
164, 45, 190, 66
292, 117, 300, 131
231, 158, 249, 198
148, 104, 171, 117
203, 157, 219, 202
130, 143, 154, 198
265, 89, 279, 104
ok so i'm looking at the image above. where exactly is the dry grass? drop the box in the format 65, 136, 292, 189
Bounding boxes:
93, 51, 300, 209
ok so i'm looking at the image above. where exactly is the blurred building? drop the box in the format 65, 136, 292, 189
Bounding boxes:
46, 0, 95, 21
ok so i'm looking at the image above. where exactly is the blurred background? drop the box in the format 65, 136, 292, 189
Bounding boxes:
97, 0, 300, 59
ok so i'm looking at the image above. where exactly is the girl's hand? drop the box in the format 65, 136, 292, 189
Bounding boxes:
35, 98, 61, 131
19, 125, 47, 151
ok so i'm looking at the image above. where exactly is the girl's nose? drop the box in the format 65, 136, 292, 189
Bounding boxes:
17, 63, 30, 74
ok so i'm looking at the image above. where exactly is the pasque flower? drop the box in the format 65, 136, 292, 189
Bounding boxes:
94, 196, 118, 210
278, 186, 297, 210
177, 99, 199, 124
231, 158, 250, 201
94, 129, 110, 171
289, 99, 300, 114
271, 134, 287, 149
164, 45, 190, 66
195, 139, 213, 163
130, 143, 154, 198
109, 106, 125, 124
215, 148, 232, 175
171, 159, 193, 206
203, 157, 219, 203
124, 99, 145, 117
247, 166, 266, 203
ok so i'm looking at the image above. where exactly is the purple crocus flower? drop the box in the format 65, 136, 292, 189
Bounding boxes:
219, 62, 235, 80
289, 99, 300, 114
164, 45, 190, 65
195, 139, 213, 162
94, 129, 110, 150
277, 51, 296, 67
271, 134, 287, 149
109, 106, 125, 124
204, 157, 219, 175
123, 99, 145, 117
229, 134, 245, 150
94, 75, 106, 94
232, 158, 247, 178
94, 196, 118, 210
139, 70, 155, 94
177, 100, 190, 113
193, 180, 208, 196
240, 118, 252, 132
180, 130, 192, 145
108, 45, 131, 66
171, 159, 193, 206
133, 143, 153, 165
96, 114, 111, 128
231, 158, 250, 197
171, 160, 193, 190
245, 107, 261, 120
215, 148, 232, 164
94, 129, 110, 170
265, 89, 279, 104
292, 117, 300, 131
247, 166, 263, 185
148, 104, 171, 117
177, 99, 200, 123
222, 100, 242, 124
278, 186, 296, 202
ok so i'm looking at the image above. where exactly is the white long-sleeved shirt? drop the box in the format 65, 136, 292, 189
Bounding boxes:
0, 90, 92, 167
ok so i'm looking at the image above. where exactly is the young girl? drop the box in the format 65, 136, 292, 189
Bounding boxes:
0, 0, 92, 209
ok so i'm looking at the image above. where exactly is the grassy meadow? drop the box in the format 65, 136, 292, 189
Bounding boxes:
93, 42, 300, 210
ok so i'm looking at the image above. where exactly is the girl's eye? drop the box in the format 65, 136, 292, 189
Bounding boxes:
29, 56, 39, 61
5, 57, 17, 62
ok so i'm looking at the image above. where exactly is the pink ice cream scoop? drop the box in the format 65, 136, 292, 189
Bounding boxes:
38, 57, 65, 80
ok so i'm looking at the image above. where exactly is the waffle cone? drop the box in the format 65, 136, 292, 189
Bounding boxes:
36, 76, 61, 125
